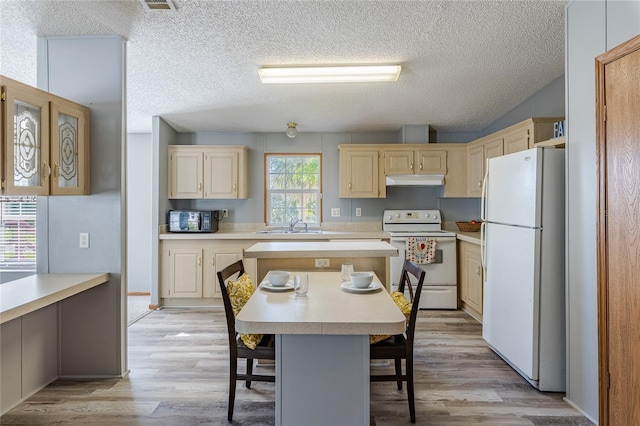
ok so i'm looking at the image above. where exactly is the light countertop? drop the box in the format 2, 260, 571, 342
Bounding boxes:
159, 230, 390, 240
244, 240, 399, 258
1, 273, 110, 324
235, 271, 405, 335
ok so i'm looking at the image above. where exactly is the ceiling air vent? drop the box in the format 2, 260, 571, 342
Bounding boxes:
139, 0, 176, 11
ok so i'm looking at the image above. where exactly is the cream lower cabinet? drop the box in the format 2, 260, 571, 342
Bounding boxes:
458, 240, 483, 322
202, 248, 243, 298
161, 240, 255, 305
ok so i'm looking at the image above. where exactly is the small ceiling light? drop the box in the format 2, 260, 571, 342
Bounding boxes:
286, 122, 298, 138
259, 65, 401, 84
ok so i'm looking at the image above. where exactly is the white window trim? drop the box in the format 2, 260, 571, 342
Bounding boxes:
265, 154, 322, 227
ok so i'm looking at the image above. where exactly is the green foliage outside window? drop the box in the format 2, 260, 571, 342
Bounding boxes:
266, 155, 321, 226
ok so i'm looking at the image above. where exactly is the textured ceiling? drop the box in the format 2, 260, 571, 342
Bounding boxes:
0, 0, 565, 134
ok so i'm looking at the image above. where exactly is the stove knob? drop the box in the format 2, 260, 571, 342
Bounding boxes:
395, 213, 400, 218
386, 214, 392, 221
425, 212, 430, 218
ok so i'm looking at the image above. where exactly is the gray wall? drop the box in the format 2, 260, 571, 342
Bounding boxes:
127, 133, 153, 293
565, 0, 640, 422
150, 117, 177, 306
171, 130, 479, 225
483, 74, 566, 136
37, 35, 126, 377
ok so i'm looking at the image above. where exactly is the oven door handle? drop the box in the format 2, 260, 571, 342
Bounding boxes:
390, 237, 456, 243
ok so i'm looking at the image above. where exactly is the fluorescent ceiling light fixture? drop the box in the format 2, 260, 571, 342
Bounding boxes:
258, 65, 401, 84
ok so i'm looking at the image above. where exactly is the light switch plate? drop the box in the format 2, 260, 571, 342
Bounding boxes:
79, 232, 89, 249
331, 208, 340, 217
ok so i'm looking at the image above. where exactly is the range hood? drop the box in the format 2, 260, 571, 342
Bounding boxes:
385, 174, 445, 186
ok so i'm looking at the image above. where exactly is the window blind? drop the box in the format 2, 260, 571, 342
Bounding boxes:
0, 196, 37, 271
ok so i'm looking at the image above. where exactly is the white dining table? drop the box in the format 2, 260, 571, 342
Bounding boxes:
235, 271, 406, 426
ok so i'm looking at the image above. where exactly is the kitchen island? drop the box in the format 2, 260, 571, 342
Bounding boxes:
236, 271, 405, 426
244, 240, 399, 288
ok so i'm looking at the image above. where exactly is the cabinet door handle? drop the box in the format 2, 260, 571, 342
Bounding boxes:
198, 257, 202, 266
43, 161, 51, 180
419, 163, 423, 170
211, 257, 215, 267
54, 162, 60, 179
198, 182, 202, 191
409, 162, 413, 170
233, 182, 237, 192
477, 180, 482, 188
348, 182, 352, 190
476, 266, 481, 276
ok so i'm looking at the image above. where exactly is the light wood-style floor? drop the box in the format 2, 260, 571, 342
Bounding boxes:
1, 308, 592, 425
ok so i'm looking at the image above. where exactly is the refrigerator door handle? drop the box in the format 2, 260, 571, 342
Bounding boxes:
480, 221, 487, 276
480, 158, 489, 222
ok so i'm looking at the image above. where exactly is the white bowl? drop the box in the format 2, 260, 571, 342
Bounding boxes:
350, 272, 373, 289
268, 271, 290, 287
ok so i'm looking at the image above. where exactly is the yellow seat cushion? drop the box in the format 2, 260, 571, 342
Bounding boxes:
226, 273, 263, 350
369, 291, 412, 345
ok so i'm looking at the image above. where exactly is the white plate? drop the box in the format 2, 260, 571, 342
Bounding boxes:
340, 281, 381, 293
259, 280, 294, 291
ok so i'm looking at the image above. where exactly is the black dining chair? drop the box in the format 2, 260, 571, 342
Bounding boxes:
370, 259, 426, 423
217, 260, 275, 422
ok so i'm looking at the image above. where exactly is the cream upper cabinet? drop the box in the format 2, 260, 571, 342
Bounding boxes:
458, 240, 483, 322
168, 145, 247, 199
384, 149, 414, 175
1, 75, 89, 196
168, 148, 203, 198
503, 126, 531, 155
440, 145, 467, 197
384, 148, 447, 175
467, 136, 503, 197
339, 146, 383, 198
465, 118, 563, 197
415, 149, 447, 174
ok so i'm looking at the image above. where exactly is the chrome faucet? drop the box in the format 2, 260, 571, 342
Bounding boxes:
289, 218, 302, 232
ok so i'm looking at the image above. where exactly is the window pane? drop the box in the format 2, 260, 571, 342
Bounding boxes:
0, 196, 37, 271
266, 154, 321, 226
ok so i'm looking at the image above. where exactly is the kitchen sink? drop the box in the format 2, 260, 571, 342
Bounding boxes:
256, 229, 322, 234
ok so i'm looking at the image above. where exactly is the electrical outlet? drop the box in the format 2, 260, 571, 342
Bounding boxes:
315, 258, 330, 268
355, 208, 362, 217
79, 232, 89, 249
331, 208, 340, 217
222, 209, 228, 218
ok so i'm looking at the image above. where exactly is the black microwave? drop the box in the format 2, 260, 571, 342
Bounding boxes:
167, 210, 220, 233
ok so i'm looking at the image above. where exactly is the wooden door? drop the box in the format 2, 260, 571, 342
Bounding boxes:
596, 34, 640, 426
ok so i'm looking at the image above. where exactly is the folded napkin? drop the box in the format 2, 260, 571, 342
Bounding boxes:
405, 237, 437, 264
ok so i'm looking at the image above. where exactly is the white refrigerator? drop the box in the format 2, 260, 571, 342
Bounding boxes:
480, 147, 566, 391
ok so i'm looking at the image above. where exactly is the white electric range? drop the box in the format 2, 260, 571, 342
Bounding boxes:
383, 209, 458, 309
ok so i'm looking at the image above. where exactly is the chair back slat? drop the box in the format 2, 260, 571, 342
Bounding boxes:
217, 260, 246, 347
397, 260, 426, 342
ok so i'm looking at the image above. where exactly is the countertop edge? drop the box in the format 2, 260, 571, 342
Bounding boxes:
1, 273, 111, 324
